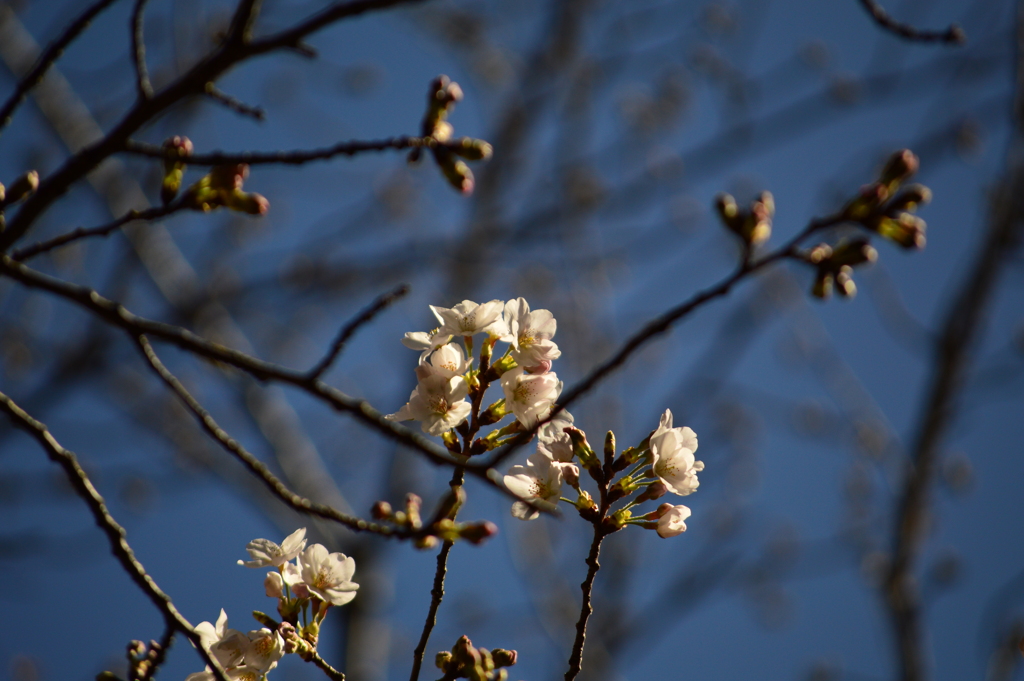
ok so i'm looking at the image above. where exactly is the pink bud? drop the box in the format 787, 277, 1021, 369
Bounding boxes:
525, 360, 552, 374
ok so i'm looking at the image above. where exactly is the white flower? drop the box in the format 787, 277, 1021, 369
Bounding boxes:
298, 544, 360, 606
504, 452, 564, 520
244, 629, 284, 673
401, 328, 452, 360
649, 410, 703, 497
388, 374, 472, 436
536, 411, 575, 462
502, 297, 561, 367
282, 561, 310, 599
419, 343, 471, 379
656, 504, 691, 538
192, 610, 250, 673
431, 299, 508, 337
237, 527, 307, 568
500, 366, 562, 428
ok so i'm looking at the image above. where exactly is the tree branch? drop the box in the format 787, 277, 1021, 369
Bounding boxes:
10, 200, 187, 261
308, 284, 409, 380
133, 334, 410, 538
0, 388, 230, 681
564, 526, 607, 681
130, 0, 154, 99
857, 0, 965, 45
123, 136, 435, 166
0, 0, 122, 137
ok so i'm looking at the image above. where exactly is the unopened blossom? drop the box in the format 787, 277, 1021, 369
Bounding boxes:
388, 374, 471, 436
649, 409, 703, 496
237, 527, 307, 568
244, 629, 284, 673
500, 366, 562, 428
265, 571, 284, 598
536, 411, 575, 462
418, 343, 471, 379
402, 328, 452, 360
504, 452, 564, 520
298, 544, 360, 606
430, 299, 507, 337
656, 504, 691, 538
502, 297, 561, 367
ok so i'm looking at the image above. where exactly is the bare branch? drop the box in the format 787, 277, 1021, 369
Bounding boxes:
11, 200, 187, 262
123, 136, 436, 166
134, 334, 409, 538
0, 388, 231, 681
203, 83, 265, 121
130, 0, 154, 100
0, 0, 122, 137
857, 0, 965, 45
308, 284, 410, 380
309, 650, 346, 681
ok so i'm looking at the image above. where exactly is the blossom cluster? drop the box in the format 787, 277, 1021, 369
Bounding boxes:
185, 528, 358, 681
390, 297, 705, 539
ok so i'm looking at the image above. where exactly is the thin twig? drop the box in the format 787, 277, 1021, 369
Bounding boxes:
0, 0, 433, 251
857, 0, 965, 45
309, 650, 346, 681
130, 0, 154, 99
227, 0, 264, 45
11, 200, 186, 261
474, 213, 844, 475
203, 83, 265, 121
0, 255, 544, 507
308, 284, 410, 380
408, 467, 465, 681
564, 526, 607, 681
0, 0, 122, 137
133, 334, 409, 538
123, 136, 434, 166
0, 388, 230, 681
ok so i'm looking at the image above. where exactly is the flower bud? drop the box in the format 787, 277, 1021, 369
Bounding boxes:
812, 271, 834, 299
843, 182, 889, 221
442, 431, 461, 453
449, 137, 493, 161
879, 149, 919, 187
371, 500, 392, 520
603, 430, 616, 462
0, 182, 6, 203
437, 152, 475, 194
830, 238, 877, 267
565, 427, 599, 470
459, 521, 498, 544
160, 136, 193, 204
492, 649, 517, 668
835, 265, 857, 298
415, 535, 439, 550
563, 463, 580, 490
251, 610, 279, 629
888, 183, 932, 213
524, 360, 552, 374
6, 170, 38, 204
265, 571, 284, 598
714, 192, 743, 231
210, 163, 249, 191
436, 650, 453, 671
635, 479, 669, 503
227, 190, 270, 215
479, 398, 509, 426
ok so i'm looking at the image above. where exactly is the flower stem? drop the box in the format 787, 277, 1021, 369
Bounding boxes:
409, 467, 464, 681
564, 525, 607, 681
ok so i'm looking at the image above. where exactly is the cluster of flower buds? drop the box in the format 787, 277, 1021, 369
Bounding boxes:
184, 163, 269, 215
120, 639, 163, 681
409, 75, 493, 194
715, 190, 775, 251
160, 136, 194, 205
842, 149, 930, 250
371, 491, 498, 549
183, 528, 357, 681
806, 238, 878, 299
435, 635, 517, 681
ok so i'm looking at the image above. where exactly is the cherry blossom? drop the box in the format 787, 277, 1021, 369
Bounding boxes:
401, 328, 452, 360
244, 628, 285, 673
504, 452, 564, 520
237, 528, 307, 568
502, 297, 561, 367
418, 343, 471, 379
649, 409, 703, 496
388, 374, 472, 435
298, 544, 360, 606
500, 366, 562, 428
536, 411, 575, 462
430, 299, 507, 337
